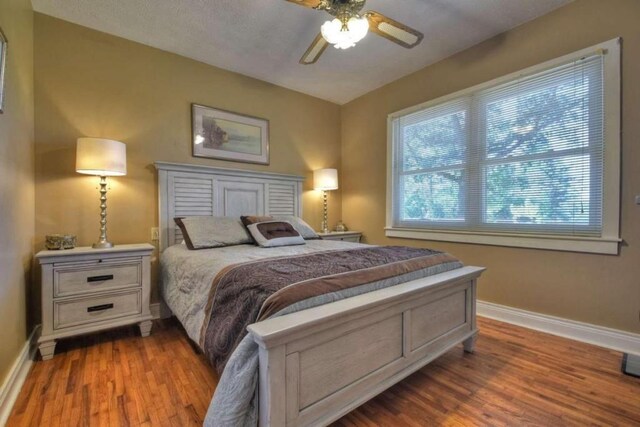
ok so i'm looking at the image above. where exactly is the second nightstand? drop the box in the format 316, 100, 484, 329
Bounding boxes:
35, 243, 154, 360
318, 231, 362, 243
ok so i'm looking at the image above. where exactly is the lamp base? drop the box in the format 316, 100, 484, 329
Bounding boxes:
92, 241, 114, 249
92, 175, 114, 250
320, 190, 330, 234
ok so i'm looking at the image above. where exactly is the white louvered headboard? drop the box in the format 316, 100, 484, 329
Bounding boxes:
155, 162, 304, 251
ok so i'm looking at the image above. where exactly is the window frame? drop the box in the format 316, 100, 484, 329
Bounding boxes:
386, 38, 621, 254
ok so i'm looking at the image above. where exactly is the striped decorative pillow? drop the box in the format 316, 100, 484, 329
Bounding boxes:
241, 215, 319, 241
245, 221, 305, 248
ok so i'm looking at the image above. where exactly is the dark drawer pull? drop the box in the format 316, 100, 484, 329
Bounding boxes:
87, 274, 114, 283
87, 303, 114, 313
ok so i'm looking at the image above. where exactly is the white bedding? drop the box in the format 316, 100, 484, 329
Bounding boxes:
160, 239, 365, 347
160, 240, 463, 426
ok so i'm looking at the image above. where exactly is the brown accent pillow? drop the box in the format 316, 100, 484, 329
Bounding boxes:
240, 215, 273, 227
174, 217, 195, 249
245, 221, 305, 248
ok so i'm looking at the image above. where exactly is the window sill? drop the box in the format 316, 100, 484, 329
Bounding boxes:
385, 227, 621, 255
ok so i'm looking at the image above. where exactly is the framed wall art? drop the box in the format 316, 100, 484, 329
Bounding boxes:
0, 27, 7, 113
192, 103, 269, 165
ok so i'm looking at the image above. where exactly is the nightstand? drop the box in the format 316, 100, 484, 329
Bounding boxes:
318, 231, 362, 243
35, 243, 154, 360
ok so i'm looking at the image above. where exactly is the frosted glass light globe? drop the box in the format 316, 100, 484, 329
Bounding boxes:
321, 16, 369, 50
347, 16, 369, 42
321, 19, 343, 44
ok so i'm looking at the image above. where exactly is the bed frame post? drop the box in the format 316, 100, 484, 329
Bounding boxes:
258, 344, 286, 427
463, 278, 478, 353
463, 333, 478, 353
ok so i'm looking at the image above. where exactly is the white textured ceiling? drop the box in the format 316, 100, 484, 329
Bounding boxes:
32, 0, 572, 104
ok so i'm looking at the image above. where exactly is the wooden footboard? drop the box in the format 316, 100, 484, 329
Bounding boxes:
248, 266, 485, 426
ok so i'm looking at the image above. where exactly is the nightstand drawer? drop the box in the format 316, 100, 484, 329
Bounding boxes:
54, 289, 142, 330
333, 236, 360, 242
54, 261, 141, 297
318, 232, 362, 243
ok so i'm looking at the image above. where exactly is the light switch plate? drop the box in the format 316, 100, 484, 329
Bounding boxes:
636, 195, 640, 205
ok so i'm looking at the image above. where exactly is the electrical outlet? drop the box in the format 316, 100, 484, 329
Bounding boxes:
151, 227, 159, 241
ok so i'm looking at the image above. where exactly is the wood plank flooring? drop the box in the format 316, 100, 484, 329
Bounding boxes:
7, 317, 639, 426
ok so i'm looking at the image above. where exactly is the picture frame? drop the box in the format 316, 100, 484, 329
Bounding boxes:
0, 27, 7, 114
191, 103, 269, 165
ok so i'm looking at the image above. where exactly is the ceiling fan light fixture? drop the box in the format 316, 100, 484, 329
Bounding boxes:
321, 16, 369, 50
291, 1, 424, 65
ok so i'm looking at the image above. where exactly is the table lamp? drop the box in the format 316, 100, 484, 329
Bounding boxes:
313, 168, 338, 233
76, 138, 127, 248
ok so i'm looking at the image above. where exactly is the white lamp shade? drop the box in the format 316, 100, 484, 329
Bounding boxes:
76, 138, 127, 176
313, 168, 339, 191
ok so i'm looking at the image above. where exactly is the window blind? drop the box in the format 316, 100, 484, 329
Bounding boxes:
393, 53, 604, 237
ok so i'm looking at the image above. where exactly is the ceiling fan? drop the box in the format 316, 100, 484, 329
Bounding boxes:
286, 0, 424, 65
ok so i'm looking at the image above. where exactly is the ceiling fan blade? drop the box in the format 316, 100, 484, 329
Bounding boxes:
365, 11, 424, 49
300, 33, 329, 65
284, 0, 325, 9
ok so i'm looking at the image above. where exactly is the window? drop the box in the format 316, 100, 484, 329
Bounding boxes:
387, 39, 621, 254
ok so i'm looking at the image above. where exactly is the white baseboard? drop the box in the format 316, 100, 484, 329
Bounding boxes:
0, 326, 40, 426
150, 301, 172, 320
477, 300, 640, 356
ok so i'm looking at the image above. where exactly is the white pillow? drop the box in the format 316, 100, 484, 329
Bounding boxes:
174, 216, 252, 250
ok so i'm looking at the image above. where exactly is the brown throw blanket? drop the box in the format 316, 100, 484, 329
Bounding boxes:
200, 246, 461, 373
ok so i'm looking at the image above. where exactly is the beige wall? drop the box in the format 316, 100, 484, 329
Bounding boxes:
0, 0, 34, 385
341, 0, 640, 333
30, 1, 640, 339
34, 15, 342, 299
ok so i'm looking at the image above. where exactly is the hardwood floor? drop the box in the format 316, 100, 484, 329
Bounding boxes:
7, 317, 639, 426
7, 320, 218, 426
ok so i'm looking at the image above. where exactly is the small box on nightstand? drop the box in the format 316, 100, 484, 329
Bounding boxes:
35, 243, 154, 360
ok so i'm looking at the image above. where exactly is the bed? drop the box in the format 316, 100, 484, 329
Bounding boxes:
155, 161, 485, 426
